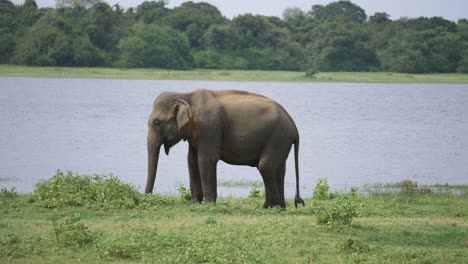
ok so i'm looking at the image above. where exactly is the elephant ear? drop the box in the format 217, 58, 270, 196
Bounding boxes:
174, 99, 193, 139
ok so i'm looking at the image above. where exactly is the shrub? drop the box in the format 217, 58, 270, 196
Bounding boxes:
0, 233, 25, 259
313, 178, 330, 200
34, 170, 139, 208
177, 183, 191, 202
0, 188, 18, 199
50, 213, 94, 247
248, 182, 263, 198
316, 190, 360, 228
396, 179, 432, 195
305, 66, 318, 78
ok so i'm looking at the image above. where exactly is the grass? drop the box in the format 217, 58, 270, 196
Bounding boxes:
1, 64, 468, 83
218, 179, 262, 188
1, 172, 467, 263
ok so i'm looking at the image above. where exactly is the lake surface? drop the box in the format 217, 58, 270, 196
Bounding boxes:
1, 77, 467, 197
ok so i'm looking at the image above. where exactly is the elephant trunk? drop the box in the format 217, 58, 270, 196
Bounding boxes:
145, 129, 162, 193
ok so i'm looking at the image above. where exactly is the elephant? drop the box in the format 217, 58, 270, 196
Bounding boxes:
145, 89, 305, 208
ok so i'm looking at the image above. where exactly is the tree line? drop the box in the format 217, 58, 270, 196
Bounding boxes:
1, 0, 468, 73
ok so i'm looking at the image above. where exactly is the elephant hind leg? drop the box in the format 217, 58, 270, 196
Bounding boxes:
258, 159, 284, 208
276, 162, 286, 207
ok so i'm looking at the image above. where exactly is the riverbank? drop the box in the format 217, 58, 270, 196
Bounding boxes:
1, 65, 468, 83
1, 173, 467, 263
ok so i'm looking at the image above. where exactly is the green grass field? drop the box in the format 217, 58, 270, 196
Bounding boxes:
1, 65, 468, 83
1, 172, 467, 263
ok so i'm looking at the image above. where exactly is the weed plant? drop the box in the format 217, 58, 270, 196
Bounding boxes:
50, 213, 94, 247
316, 188, 360, 228
177, 183, 191, 202
313, 178, 330, 200
248, 182, 264, 198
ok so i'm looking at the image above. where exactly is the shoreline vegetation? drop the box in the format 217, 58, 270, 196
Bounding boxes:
1, 172, 467, 263
1, 65, 468, 83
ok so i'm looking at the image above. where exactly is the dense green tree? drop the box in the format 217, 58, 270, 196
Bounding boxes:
305, 21, 379, 71
309, 0, 367, 23
0, 0, 17, 63
118, 23, 193, 69
368, 12, 390, 24
18, 0, 41, 27
228, 14, 307, 70
135, 0, 169, 24
203, 24, 240, 51
162, 1, 225, 48
13, 7, 108, 66
379, 21, 462, 73
86, 2, 131, 60
55, 0, 102, 8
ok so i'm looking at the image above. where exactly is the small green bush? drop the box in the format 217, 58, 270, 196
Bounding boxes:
50, 213, 94, 247
0, 188, 18, 199
0, 233, 24, 259
335, 238, 370, 254
0, 232, 43, 260
34, 170, 139, 208
305, 66, 318, 78
248, 182, 263, 198
397, 179, 433, 195
205, 216, 217, 225
313, 178, 330, 200
177, 183, 191, 202
316, 190, 360, 228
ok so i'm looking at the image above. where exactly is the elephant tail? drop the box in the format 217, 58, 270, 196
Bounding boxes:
294, 138, 305, 208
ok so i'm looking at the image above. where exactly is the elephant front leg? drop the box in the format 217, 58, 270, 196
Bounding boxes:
198, 154, 218, 203
188, 146, 203, 203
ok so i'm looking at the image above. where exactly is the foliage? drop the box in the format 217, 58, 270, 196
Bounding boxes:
0, 233, 42, 260
177, 183, 191, 202
316, 189, 360, 228
0, 187, 18, 199
33, 170, 140, 209
313, 178, 330, 200
118, 23, 193, 69
305, 66, 318, 78
135, 0, 169, 24
396, 179, 433, 195
248, 182, 264, 198
0, 0, 467, 73
50, 213, 95, 247
309, 1, 367, 23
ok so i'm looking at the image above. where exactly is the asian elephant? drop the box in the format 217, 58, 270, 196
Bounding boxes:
145, 89, 305, 208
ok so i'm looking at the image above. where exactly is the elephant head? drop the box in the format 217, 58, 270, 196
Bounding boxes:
145, 93, 194, 193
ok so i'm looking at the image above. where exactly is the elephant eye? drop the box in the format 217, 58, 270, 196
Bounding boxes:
153, 119, 161, 126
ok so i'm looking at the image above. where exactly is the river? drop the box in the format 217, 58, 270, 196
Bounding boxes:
1, 77, 467, 197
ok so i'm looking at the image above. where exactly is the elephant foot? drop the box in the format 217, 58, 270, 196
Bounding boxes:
187, 198, 202, 205
262, 200, 286, 209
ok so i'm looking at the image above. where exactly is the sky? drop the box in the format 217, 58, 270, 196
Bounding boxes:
11, 0, 468, 21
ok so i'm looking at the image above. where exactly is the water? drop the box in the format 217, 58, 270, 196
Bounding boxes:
1, 77, 468, 197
